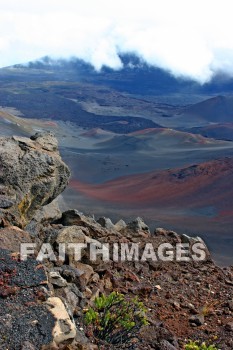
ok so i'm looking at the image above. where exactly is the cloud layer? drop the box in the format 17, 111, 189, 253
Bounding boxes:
1, 0, 233, 82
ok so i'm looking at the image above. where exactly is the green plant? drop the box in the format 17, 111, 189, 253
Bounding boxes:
184, 340, 218, 350
84, 291, 148, 345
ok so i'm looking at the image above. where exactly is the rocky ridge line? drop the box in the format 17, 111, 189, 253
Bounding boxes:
0, 134, 232, 350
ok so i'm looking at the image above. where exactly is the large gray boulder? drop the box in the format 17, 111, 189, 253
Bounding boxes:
0, 132, 70, 227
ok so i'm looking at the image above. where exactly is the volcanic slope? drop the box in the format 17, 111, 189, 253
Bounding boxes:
181, 95, 233, 123
62, 127, 233, 186
68, 156, 233, 264
186, 123, 233, 141
70, 157, 233, 209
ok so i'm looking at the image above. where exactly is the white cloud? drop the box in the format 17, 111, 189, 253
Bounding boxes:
0, 0, 233, 82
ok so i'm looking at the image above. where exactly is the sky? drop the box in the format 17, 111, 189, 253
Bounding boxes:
0, 0, 233, 82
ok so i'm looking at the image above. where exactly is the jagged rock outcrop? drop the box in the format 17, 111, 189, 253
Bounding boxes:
126, 216, 150, 236
97, 216, 115, 230
0, 132, 70, 227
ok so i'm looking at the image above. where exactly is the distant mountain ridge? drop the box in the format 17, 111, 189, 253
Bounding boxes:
12, 53, 233, 96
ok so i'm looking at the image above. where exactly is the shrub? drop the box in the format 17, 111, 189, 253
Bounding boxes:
185, 340, 218, 350
84, 291, 148, 345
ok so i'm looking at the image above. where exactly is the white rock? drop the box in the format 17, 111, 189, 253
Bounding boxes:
45, 297, 76, 344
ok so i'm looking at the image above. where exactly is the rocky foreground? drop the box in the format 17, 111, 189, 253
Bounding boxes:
0, 133, 232, 350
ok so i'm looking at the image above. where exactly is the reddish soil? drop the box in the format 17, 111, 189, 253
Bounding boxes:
70, 158, 233, 211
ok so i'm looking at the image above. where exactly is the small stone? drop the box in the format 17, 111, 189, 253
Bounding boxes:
91, 273, 100, 283
181, 234, 193, 244
181, 234, 207, 247
49, 271, 68, 287
127, 217, 150, 235
63, 286, 80, 314
56, 225, 87, 246
97, 217, 115, 230
60, 265, 83, 283
90, 287, 100, 302
225, 322, 233, 331
84, 287, 92, 299
114, 219, 127, 231
31, 320, 38, 325
189, 314, 205, 326
227, 300, 233, 311
104, 277, 113, 291
21, 341, 36, 350
173, 301, 180, 310
225, 279, 233, 286
72, 262, 94, 291
0, 196, 14, 208
154, 228, 167, 236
